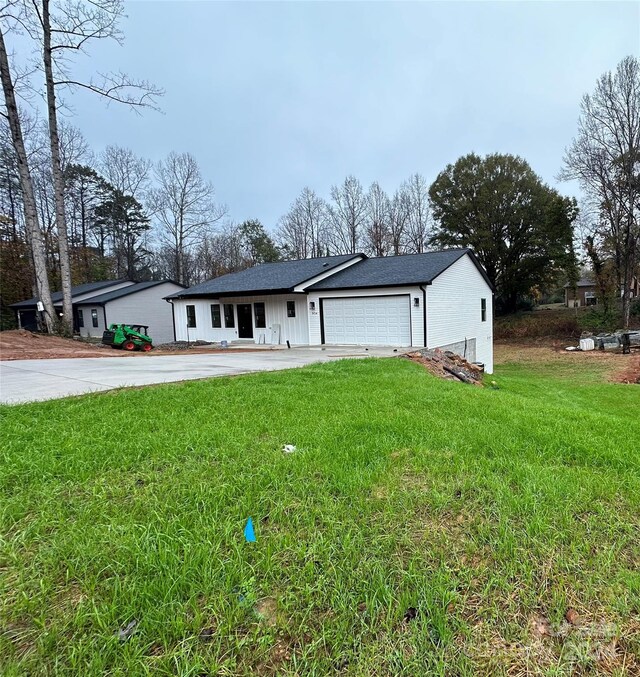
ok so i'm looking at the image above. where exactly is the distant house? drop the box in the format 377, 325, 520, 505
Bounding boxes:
11, 279, 185, 344
564, 276, 640, 307
564, 277, 598, 307
166, 248, 495, 372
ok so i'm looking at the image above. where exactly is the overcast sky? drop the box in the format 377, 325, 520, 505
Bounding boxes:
15, 1, 640, 230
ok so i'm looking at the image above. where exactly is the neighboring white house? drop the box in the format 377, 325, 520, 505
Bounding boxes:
75, 280, 185, 344
166, 249, 495, 372
11, 279, 135, 332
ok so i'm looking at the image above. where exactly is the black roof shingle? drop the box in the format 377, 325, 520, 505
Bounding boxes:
167, 254, 363, 298
78, 280, 184, 305
563, 277, 596, 288
10, 279, 131, 309
309, 249, 473, 290
167, 249, 492, 299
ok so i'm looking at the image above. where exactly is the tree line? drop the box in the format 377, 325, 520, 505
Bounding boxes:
0, 124, 279, 318
1, 0, 638, 329
277, 56, 639, 324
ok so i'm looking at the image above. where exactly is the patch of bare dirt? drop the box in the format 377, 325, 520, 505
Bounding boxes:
0, 329, 270, 360
0, 329, 116, 360
255, 597, 278, 626
614, 354, 640, 384
494, 339, 639, 384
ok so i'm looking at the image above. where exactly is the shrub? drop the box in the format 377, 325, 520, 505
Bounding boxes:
578, 309, 620, 333
631, 299, 640, 318
494, 310, 580, 339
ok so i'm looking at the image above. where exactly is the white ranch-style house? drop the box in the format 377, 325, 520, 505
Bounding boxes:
166, 249, 495, 372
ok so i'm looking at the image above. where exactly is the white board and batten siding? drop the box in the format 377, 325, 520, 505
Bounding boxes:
306, 286, 425, 347
171, 294, 309, 345
425, 253, 494, 373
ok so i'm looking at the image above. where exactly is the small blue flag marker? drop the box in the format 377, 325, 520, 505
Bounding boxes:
244, 517, 256, 542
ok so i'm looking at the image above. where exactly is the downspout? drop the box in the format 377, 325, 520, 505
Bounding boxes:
420, 285, 428, 348
166, 298, 176, 342
102, 305, 107, 331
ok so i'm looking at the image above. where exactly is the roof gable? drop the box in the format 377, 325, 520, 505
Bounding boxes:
309, 249, 487, 290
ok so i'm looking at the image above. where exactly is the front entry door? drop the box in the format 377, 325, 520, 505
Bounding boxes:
237, 304, 253, 339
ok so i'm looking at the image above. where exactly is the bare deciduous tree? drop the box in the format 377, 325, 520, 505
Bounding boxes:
21, 0, 162, 332
99, 145, 151, 201
405, 173, 431, 253
561, 55, 640, 328
364, 181, 390, 256
388, 186, 410, 255
277, 187, 328, 259
152, 151, 226, 285
327, 175, 367, 254
196, 222, 246, 280
0, 17, 56, 330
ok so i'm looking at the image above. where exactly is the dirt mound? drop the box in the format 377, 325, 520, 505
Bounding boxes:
405, 348, 484, 385
0, 330, 116, 360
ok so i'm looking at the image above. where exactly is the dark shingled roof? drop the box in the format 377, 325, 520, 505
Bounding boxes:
309, 249, 483, 290
167, 254, 363, 298
563, 277, 596, 288
10, 279, 130, 309
78, 280, 184, 305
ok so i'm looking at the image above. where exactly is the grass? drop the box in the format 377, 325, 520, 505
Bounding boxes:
1, 356, 639, 675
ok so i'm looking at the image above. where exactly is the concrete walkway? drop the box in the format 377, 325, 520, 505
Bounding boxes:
0, 346, 402, 404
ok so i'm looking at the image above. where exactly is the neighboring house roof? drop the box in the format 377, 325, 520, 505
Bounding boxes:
10, 279, 130, 309
78, 280, 184, 306
564, 277, 596, 289
167, 254, 363, 298
309, 249, 486, 290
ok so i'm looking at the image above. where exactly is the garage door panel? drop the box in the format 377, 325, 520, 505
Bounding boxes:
322, 295, 411, 346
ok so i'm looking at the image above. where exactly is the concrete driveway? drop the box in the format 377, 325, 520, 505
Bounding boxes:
0, 346, 402, 405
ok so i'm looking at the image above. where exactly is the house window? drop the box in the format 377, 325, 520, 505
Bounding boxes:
481, 298, 487, 322
224, 303, 235, 328
186, 305, 196, 328
211, 304, 221, 328
91, 309, 98, 328
254, 302, 266, 328
287, 300, 296, 318
78, 309, 84, 328
585, 292, 597, 306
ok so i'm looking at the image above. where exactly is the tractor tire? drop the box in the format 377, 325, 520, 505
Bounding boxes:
123, 341, 136, 351
141, 343, 152, 352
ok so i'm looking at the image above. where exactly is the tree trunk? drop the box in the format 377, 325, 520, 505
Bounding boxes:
622, 252, 632, 329
0, 27, 56, 332
42, 0, 73, 335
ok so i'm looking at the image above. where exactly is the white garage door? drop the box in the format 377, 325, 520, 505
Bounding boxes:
322, 295, 411, 346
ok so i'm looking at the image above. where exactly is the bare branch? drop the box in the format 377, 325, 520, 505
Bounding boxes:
55, 72, 163, 111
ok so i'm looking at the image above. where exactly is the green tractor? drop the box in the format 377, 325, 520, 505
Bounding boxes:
102, 324, 153, 352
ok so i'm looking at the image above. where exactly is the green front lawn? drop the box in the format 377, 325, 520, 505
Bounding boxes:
1, 358, 638, 675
